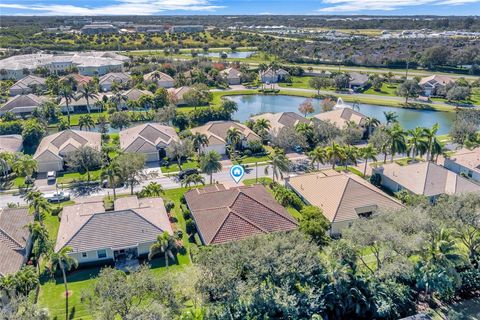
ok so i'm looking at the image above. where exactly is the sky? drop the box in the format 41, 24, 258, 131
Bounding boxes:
1, 0, 480, 16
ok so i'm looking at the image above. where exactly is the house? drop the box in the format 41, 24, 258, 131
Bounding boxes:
55, 196, 172, 266
33, 130, 102, 172
99, 72, 131, 91
59, 92, 108, 113
80, 24, 118, 35
348, 72, 369, 90
444, 148, 480, 183
286, 170, 403, 235
167, 86, 191, 105
221, 68, 242, 85
259, 67, 289, 83
0, 94, 50, 116
60, 73, 93, 89
372, 161, 480, 202
419, 75, 455, 96
0, 207, 34, 276
118, 88, 153, 109
119, 123, 180, 161
190, 121, 261, 155
0, 135, 23, 153
184, 184, 298, 245
250, 112, 310, 135
143, 71, 174, 88
9, 75, 46, 96
313, 108, 368, 130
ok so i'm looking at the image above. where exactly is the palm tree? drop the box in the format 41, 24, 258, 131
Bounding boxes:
78, 114, 95, 131
200, 151, 222, 184
364, 117, 380, 138
149, 231, 179, 267
325, 142, 345, 169
360, 145, 377, 176
308, 146, 326, 170
140, 182, 164, 197
423, 123, 440, 162
407, 127, 428, 159
110, 92, 128, 111
191, 132, 209, 157
12, 154, 37, 184
181, 173, 205, 188
226, 127, 242, 157
383, 111, 398, 126
26, 222, 52, 275
386, 124, 407, 162
253, 118, 271, 136
49, 247, 78, 320
78, 82, 98, 114
265, 149, 291, 182
101, 161, 121, 199
58, 81, 75, 125
343, 145, 360, 168
23, 190, 51, 223
431, 138, 445, 163
0, 152, 14, 181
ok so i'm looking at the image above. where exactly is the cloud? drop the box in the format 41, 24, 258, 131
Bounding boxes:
318, 0, 480, 12
0, 0, 225, 15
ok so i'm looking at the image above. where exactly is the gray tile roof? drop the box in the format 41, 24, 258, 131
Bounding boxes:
0, 135, 23, 153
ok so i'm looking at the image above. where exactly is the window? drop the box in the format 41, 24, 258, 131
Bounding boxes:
97, 249, 107, 259
82, 252, 87, 258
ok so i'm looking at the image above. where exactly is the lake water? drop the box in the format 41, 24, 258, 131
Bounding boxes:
197, 51, 256, 59
227, 95, 456, 134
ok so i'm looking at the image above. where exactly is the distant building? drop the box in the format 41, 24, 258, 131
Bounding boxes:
348, 72, 369, 90
80, 24, 118, 35
9, 75, 46, 96
419, 75, 455, 96
0, 94, 50, 116
169, 25, 204, 33
143, 71, 174, 88
99, 72, 131, 91
134, 25, 167, 33
259, 67, 289, 83
0, 135, 23, 153
221, 67, 242, 85
167, 86, 191, 105
444, 148, 480, 183
64, 17, 92, 26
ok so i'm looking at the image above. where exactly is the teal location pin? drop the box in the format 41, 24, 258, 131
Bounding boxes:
230, 165, 244, 184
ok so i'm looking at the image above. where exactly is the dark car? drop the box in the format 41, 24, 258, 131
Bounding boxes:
178, 168, 199, 180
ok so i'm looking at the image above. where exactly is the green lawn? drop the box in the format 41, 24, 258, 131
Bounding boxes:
161, 159, 199, 173
364, 83, 399, 96
278, 76, 313, 89
56, 170, 102, 184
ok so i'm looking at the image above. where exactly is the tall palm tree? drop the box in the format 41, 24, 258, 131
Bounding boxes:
343, 145, 360, 168
26, 221, 52, 275
149, 231, 179, 267
23, 190, 51, 223
308, 146, 326, 170
383, 111, 398, 126
78, 82, 98, 114
140, 182, 164, 197
253, 118, 271, 134
101, 161, 121, 200
360, 145, 377, 176
200, 151, 222, 185
431, 138, 445, 163
181, 173, 205, 188
110, 92, 128, 111
386, 124, 407, 162
58, 81, 75, 125
78, 114, 95, 131
12, 154, 37, 183
423, 123, 440, 162
407, 127, 428, 159
364, 117, 380, 138
0, 152, 14, 181
226, 127, 242, 157
325, 142, 345, 169
49, 247, 78, 320
265, 149, 291, 182
191, 132, 209, 157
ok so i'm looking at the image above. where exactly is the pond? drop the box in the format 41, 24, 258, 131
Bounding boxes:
196, 51, 256, 59
227, 95, 456, 135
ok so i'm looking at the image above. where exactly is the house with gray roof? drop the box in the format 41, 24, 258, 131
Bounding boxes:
348, 72, 369, 90
373, 161, 480, 202
444, 148, 480, 183
55, 196, 172, 266
99, 72, 131, 91
0, 135, 23, 153
0, 94, 50, 116
250, 112, 310, 135
184, 184, 297, 245
143, 71, 174, 88
119, 123, 180, 162
0, 207, 33, 276
221, 67, 242, 85
259, 67, 289, 83
9, 75, 46, 96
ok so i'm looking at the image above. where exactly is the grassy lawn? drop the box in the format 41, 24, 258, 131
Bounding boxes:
56, 170, 102, 184
278, 76, 313, 89
364, 83, 399, 96
161, 159, 199, 173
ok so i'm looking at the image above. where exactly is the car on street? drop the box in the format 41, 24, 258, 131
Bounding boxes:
43, 191, 71, 203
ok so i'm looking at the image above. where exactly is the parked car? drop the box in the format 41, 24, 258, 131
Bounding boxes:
47, 171, 56, 182
178, 168, 199, 180
43, 191, 70, 203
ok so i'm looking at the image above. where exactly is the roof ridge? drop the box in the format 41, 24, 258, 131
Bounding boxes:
347, 176, 404, 206
229, 207, 268, 233
129, 209, 166, 233
209, 210, 235, 244
0, 228, 22, 249
422, 162, 433, 195
329, 175, 350, 223
61, 213, 96, 252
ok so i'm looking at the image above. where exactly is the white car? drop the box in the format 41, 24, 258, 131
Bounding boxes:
43, 191, 70, 203
47, 171, 56, 182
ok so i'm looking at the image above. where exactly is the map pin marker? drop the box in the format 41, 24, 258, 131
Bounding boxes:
230, 165, 245, 184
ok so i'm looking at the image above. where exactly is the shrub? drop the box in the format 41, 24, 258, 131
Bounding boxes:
165, 200, 175, 213
186, 219, 197, 235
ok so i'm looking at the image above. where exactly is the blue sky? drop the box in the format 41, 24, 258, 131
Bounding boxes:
1, 0, 479, 16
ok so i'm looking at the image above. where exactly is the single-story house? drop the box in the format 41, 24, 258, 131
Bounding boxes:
286, 170, 403, 235
419, 75, 455, 97
167, 86, 191, 105
184, 184, 298, 245
190, 121, 261, 155
348, 72, 369, 90
313, 107, 368, 130
0, 135, 23, 153
9, 75, 46, 96
60, 73, 93, 89
372, 161, 480, 202
221, 68, 242, 85
143, 71, 174, 88
33, 129, 102, 172
59, 92, 109, 113
99, 72, 131, 91
0, 94, 50, 116
119, 123, 180, 162
55, 196, 173, 266
444, 148, 480, 183
259, 67, 289, 83
0, 207, 33, 276
250, 112, 310, 135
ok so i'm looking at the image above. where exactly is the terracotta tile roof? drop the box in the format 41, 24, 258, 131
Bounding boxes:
0, 207, 33, 276
190, 121, 260, 145
60, 73, 93, 86
287, 171, 403, 223
184, 184, 297, 245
